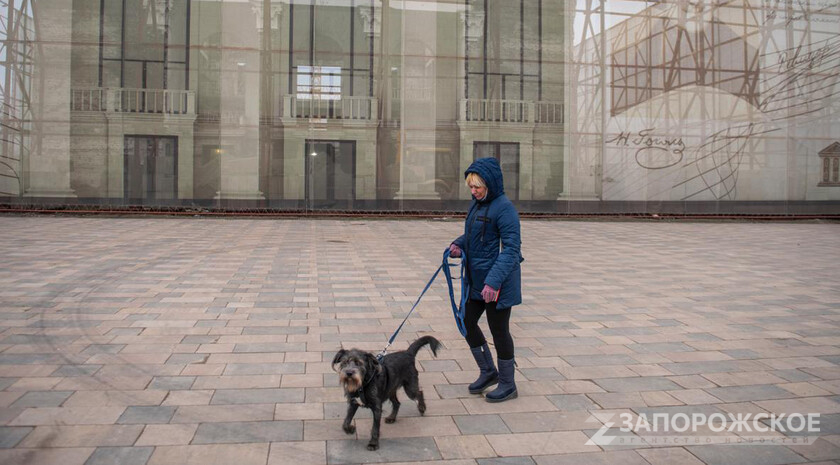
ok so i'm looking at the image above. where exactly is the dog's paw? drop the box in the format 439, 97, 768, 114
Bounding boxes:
367, 442, 379, 451
343, 424, 356, 434
385, 417, 396, 424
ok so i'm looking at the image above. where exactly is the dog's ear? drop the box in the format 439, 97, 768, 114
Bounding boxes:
365, 353, 383, 375
331, 349, 347, 372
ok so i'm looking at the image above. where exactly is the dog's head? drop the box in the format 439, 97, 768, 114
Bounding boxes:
332, 348, 381, 394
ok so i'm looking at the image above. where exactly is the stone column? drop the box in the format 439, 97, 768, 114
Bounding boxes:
395, 4, 440, 200
216, 2, 264, 200
559, 0, 600, 200
24, 0, 76, 199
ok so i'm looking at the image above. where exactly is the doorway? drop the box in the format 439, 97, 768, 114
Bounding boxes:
124, 136, 178, 202
304, 140, 356, 209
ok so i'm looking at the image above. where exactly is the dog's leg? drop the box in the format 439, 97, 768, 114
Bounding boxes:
385, 392, 400, 423
342, 402, 358, 435
404, 378, 426, 416
368, 403, 382, 451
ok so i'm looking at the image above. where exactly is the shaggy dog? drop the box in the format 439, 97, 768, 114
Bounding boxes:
332, 335, 441, 450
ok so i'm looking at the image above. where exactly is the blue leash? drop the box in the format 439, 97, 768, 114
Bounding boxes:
377, 249, 469, 360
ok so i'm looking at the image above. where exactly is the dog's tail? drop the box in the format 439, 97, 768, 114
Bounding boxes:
407, 335, 441, 358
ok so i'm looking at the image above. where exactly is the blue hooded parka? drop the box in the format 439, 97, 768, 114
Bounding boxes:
452, 157, 523, 309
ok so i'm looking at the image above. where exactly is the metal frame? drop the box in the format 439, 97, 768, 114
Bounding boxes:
0, 0, 35, 196
572, 0, 839, 201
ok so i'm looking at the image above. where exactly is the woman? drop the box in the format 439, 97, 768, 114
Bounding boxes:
449, 157, 522, 402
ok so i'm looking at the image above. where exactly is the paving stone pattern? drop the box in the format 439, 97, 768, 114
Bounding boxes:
0, 217, 838, 464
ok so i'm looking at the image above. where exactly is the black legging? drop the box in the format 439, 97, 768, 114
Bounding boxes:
464, 299, 515, 360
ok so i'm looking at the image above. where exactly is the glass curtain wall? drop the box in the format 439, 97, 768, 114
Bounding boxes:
0, 0, 837, 213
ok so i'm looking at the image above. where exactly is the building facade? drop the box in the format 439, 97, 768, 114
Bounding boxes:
1, 0, 838, 213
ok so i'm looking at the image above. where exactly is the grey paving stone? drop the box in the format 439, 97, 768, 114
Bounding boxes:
224, 363, 306, 375
533, 450, 650, 465
563, 355, 638, 367
418, 360, 462, 372
659, 360, 764, 375
517, 322, 578, 330
706, 385, 797, 403
686, 444, 807, 465
634, 404, 727, 418
537, 337, 603, 347
166, 354, 208, 364
772, 413, 840, 436
241, 326, 308, 335
84, 446, 154, 465
1, 335, 79, 344
773, 370, 820, 382
192, 421, 303, 444
326, 437, 441, 464
181, 336, 219, 344
720, 349, 761, 359
453, 414, 510, 434
0, 354, 76, 364
81, 344, 125, 355
500, 411, 595, 433
51, 365, 103, 377
11, 391, 74, 408
597, 327, 658, 336
434, 384, 475, 399
628, 343, 694, 354
211, 388, 305, 404
574, 314, 627, 322
651, 319, 683, 327
117, 406, 177, 424
478, 457, 536, 465
519, 368, 566, 381
149, 376, 196, 390
593, 377, 681, 393
546, 394, 600, 411
0, 378, 17, 390
0, 427, 33, 448
233, 343, 307, 353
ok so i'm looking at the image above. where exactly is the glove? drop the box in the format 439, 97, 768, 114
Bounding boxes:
449, 243, 461, 258
481, 285, 499, 303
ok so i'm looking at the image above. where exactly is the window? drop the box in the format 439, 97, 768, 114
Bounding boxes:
464, 0, 543, 101
296, 66, 342, 100
99, 0, 190, 90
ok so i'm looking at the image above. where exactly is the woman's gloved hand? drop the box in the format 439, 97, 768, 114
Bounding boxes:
449, 243, 462, 257
481, 284, 499, 303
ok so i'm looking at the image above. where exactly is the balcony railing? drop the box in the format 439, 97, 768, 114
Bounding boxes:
282, 95, 377, 121
535, 101, 564, 124
460, 99, 563, 124
71, 88, 196, 115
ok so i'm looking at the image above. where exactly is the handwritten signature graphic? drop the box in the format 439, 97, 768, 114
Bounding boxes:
606, 128, 686, 170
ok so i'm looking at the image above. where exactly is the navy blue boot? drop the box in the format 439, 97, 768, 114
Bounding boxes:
485, 358, 517, 402
468, 344, 498, 394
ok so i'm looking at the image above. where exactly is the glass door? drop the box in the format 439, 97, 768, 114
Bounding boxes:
304, 140, 356, 210
124, 136, 178, 203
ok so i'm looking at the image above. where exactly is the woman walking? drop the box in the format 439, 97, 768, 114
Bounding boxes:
449, 157, 523, 402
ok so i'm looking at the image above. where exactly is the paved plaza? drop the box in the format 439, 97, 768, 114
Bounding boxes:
0, 216, 839, 465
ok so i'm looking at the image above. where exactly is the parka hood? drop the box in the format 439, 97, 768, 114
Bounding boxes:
465, 157, 505, 202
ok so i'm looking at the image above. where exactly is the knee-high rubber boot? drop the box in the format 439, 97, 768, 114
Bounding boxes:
468, 344, 498, 394
485, 358, 517, 402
